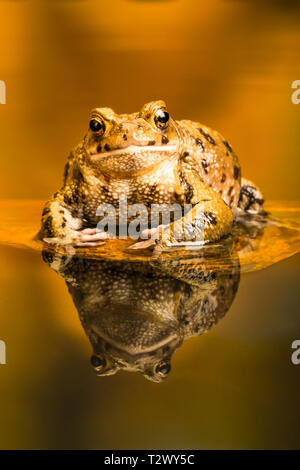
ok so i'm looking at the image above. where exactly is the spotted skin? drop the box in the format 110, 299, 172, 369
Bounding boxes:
40, 100, 264, 248
238, 178, 264, 214
178, 120, 241, 210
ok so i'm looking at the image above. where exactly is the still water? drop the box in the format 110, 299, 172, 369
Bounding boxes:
0, 200, 299, 449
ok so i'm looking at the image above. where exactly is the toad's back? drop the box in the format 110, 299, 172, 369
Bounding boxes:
177, 119, 241, 210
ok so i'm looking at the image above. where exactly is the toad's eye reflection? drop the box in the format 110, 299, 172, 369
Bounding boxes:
90, 354, 106, 369
42, 247, 240, 383
155, 361, 171, 376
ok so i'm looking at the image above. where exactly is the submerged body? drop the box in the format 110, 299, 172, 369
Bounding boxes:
40, 100, 264, 248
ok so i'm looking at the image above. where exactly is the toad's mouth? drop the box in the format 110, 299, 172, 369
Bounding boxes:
93, 327, 179, 357
91, 143, 178, 161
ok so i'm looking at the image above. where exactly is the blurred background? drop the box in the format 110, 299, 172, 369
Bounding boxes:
0, 0, 300, 450
0, 0, 300, 200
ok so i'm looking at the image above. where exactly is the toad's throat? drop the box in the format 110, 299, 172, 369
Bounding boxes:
91, 143, 178, 161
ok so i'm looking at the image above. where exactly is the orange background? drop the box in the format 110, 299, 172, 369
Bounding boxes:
0, 0, 300, 201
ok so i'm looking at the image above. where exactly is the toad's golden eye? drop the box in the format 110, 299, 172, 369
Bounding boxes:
154, 109, 170, 130
89, 118, 106, 136
155, 361, 171, 377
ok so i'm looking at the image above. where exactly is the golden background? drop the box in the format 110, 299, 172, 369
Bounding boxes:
0, 0, 300, 201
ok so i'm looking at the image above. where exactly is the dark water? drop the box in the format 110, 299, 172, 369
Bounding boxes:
0, 201, 300, 449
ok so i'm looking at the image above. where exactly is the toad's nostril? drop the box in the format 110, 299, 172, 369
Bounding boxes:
148, 140, 156, 146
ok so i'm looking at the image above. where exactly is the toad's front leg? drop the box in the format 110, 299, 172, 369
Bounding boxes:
39, 190, 108, 247
130, 183, 234, 251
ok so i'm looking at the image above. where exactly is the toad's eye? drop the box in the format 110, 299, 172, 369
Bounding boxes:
89, 118, 106, 135
154, 109, 170, 130
90, 354, 106, 369
155, 361, 171, 377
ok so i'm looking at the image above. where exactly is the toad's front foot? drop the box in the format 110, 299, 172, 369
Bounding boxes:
129, 195, 233, 252
128, 225, 165, 251
43, 227, 109, 247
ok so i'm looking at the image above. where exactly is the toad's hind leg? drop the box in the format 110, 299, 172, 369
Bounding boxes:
237, 178, 265, 214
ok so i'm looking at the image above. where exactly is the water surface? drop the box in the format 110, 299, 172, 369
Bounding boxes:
0, 200, 299, 448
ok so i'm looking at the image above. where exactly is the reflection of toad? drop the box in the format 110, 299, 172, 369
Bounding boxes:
42, 247, 240, 383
